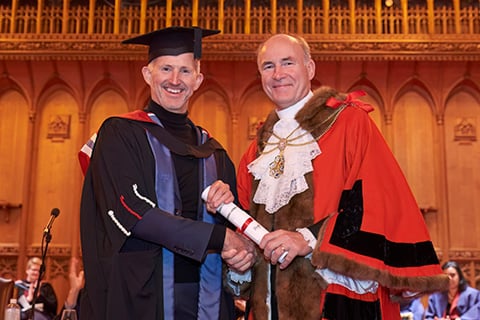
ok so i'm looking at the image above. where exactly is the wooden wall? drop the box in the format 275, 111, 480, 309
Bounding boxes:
0, 58, 479, 312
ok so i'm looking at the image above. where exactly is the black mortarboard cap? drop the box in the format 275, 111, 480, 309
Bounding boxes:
122, 26, 220, 62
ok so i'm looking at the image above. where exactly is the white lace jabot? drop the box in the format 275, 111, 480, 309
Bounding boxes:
247, 92, 320, 214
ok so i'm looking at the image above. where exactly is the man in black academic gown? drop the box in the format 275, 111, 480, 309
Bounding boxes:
79, 26, 256, 320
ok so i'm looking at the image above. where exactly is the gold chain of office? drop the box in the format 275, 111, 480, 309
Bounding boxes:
261, 125, 317, 179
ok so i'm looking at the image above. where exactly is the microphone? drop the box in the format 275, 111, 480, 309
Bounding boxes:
43, 208, 60, 234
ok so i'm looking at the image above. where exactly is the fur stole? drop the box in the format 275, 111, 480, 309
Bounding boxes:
248, 86, 342, 319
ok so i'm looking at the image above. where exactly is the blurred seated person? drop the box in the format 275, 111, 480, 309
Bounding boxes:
53, 257, 84, 320
400, 297, 425, 320
425, 260, 480, 320
15, 257, 58, 320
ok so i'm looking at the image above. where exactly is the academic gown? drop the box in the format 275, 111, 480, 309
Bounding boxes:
16, 280, 58, 320
237, 86, 448, 319
79, 105, 237, 320
425, 286, 480, 319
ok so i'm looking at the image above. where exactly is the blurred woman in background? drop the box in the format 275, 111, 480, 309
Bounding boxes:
425, 261, 480, 319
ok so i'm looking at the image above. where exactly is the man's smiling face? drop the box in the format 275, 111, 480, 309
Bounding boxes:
142, 52, 204, 114
257, 34, 315, 110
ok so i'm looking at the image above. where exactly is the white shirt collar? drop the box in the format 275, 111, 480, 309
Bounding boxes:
276, 91, 314, 120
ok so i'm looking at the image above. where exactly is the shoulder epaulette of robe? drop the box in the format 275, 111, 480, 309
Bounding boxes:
256, 86, 374, 152
296, 87, 374, 140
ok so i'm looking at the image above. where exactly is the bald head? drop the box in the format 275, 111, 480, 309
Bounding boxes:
256, 33, 315, 110
257, 34, 312, 67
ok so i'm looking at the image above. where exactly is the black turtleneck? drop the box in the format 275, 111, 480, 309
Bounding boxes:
146, 101, 226, 283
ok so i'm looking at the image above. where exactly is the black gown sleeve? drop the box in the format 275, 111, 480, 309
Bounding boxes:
132, 208, 221, 262
38, 282, 58, 318
87, 117, 220, 258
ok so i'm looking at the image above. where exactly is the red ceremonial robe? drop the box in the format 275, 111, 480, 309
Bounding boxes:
237, 86, 448, 319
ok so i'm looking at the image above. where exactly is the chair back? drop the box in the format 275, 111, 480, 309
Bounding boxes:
0, 278, 14, 320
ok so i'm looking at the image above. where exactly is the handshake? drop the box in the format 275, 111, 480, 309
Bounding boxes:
202, 186, 288, 264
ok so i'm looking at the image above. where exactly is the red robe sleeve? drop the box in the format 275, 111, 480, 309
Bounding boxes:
310, 105, 447, 294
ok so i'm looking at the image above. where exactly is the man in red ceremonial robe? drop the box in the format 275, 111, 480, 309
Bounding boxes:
236, 33, 448, 319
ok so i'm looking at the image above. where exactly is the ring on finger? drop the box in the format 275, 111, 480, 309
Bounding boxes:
278, 249, 288, 263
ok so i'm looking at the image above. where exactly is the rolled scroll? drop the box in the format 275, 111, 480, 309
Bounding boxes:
202, 185, 288, 263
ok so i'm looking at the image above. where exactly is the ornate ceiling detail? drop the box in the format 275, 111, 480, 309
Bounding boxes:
1, 34, 479, 61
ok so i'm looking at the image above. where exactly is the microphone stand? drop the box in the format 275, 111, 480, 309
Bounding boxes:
28, 230, 52, 320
